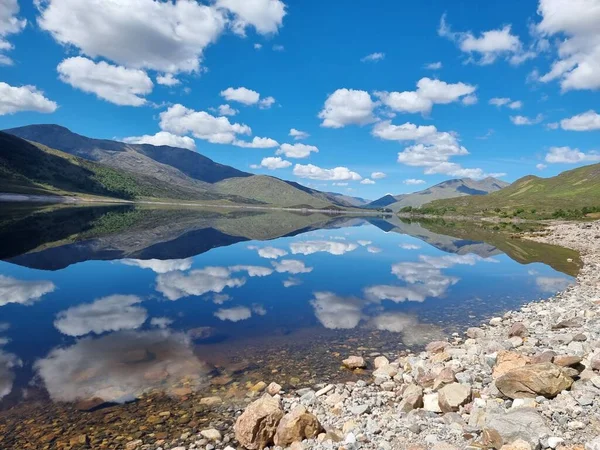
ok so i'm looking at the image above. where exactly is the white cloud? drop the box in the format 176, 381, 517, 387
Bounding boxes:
271, 259, 313, 274
229, 265, 274, 277
376, 77, 477, 115
508, 100, 523, 109
536, 0, 600, 90
54, 295, 147, 337
462, 94, 478, 105
560, 110, 600, 131
272, 44, 284, 51
249, 246, 288, 259
289, 128, 309, 140
0, 82, 58, 115
156, 73, 180, 86
122, 132, 196, 151
233, 136, 279, 148
293, 164, 362, 181
290, 240, 358, 256
546, 122, 559, 130
210, 293, 231, 305
0, 0, 26, 65
361, 52, 385, 62
318, 89, 376, 128
218, 104, 239, 116
360, 178, 375, 185
150, 317, 173, 329
283, 278, 301, 288
0, 275, 55, 307
221, 86, 260, 105
439, 14, 532, 65
367, 246, 382, 253
404, 178, 426, 185
0, 348, 20, 400
357, 240, 372, 246
57, 57, 153, 106
363, 285, 427, 303
489, 97, 523, 109
536, 163, 547, 170
159, 104, 251, 145
310, 292, 364, 329
277, 143, 319, 159
214, 306, 252, 322
156, 266, 246, 301
254, 43, 262, 50
119, 258, 194, 273
259, 96, 276, 109
37, 0, 227, 74
371, 172, 386, 179
510, 114, 544, 125
215, 0, 286, 36
535, 276, 573, 293
251, 156, 292, 170
34, 330, 208, 403
544, 146, 600, 164
400, 243, 421, 250
425, 61, 442, 70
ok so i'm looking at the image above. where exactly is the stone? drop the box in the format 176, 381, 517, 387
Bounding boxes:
373, 365, 398, 379
343, 356, 366, 370
433, 368, 456, 391
426, 341, 449, 354
500, 439, 532, 450
399, 384, 423, 412
508, 336, 524, 348
200, 429, 221, 442
548, 437, 564, 449
250, 381, 267, 392
591, 356, 600, 371
199, 396, 222, 406
266, 382, 282, 396
274, 405, 321, 447
69, 435, 90, 446
553, 355, 583, 367
290, 442, 304, 450
467, 327, 485, 339
586, 437, 600, 450
482, 428, 504, 449
531, 351, 557, 364
486, 408, 550, 448
496, 363, 574, 399
438, 383, 471, 413
490, 317, 503, 326
424, 393, 442, 413
125, 440, 143, 450
374, 356, 390, 368
315, 384, 334, 397
493, 351, 530, 379
552, 319, 580, 330
509, 323, 529, 338
234, 395, 284, 450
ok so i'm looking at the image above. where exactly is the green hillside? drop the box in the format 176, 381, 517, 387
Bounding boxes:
0, 132, 256, 203
421, 163, 600, 219
214, 175, 333, 208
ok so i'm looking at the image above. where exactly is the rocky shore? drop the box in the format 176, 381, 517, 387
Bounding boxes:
154, 220, 599, 450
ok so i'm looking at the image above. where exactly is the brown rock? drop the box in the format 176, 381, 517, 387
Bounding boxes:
592, 356, 600, 371
234, 395, 284, 450
438, 383, 471, 413
399, 384, 423, 412
495, 363, 573, 399
69, 434, 90, 446
342, 356, 366, 370
426, 341, 449, 354
433, 368, 456, 391
553, 355, 583, 367
530, 351, 556, 364
467, 327, 485, 339
482, 428, 504, 449
273, 405, 321, 447
552, 319, 580, 330
199, 396, 222, 406
493, 351, 530, 379
499, 439, 532, 450
267, 382, 282, 396
508, 323, 529, 338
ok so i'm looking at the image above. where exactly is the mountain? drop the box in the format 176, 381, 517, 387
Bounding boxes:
324, 192, 371, 207
366, 177, 509, 212
2, 124, 351, 209
423, 163, 600, 218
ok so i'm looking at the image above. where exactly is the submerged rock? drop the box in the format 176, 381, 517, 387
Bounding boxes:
343, 356, 366, 370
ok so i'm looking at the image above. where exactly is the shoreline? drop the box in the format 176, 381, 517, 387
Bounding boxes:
215, 220, 600, 450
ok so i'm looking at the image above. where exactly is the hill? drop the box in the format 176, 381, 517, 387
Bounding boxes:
0, 132, 259, 203
366, 177, 509, 212
422, 163, 600, 219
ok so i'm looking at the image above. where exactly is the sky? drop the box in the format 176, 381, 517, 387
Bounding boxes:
0, 0, 599, 200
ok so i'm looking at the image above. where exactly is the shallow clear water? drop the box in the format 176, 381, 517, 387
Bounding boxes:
0, 205, 577, 412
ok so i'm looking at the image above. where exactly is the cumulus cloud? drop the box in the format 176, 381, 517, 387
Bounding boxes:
271, 259, 313, 274
259, 96, 276, 109
0, 82, 58, 115
248, 246, 288, 259
318, 89, 377, 128
536, 0, 600, 90
277, 143, 319, 159
290, 240, 358, 256
404, 178, 426, 185
214, 306, 252, 322
0, 0, 26, 65
150, 317, 173, 329
215, 0, 286, 36
220, 87, 260, 105
0, 348, 21, 400
425, 61, 443, 70
156, 73, 180, 86
54, 295, 147, 337
361, 52, 385, 62
289, 128, 309, 140
510, 114, 544, 125
34, 330, 209, 403
250, 156, 292, 170
293, 164, 362, 181
363, 285, 427, 303
233, 136, 279, 148
119, 258, 194, 273
367, 246, 382, 253
371, 172, 386, 179
283, 278, 302, 288
375, 77, 477, 115
439, 14, 533, 65
360, 178, 375, 185
217, 104, 239, 116
536, 163, 547, 170
156, 267, 246, 301
122, 132, 196, 151
57, 57, 153, 106
310, 292, 364, 329
560, 110, 600, 131
544, 146, 600, 164
229, 265, 274, 277
489, 97, 522, 109
159, 104, 251, 145
400, 243, 421, 250
535, 276, 573, 293
0, 275, 55, 307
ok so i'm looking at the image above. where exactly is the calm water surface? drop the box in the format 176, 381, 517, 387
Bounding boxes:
0, 205, 578, 413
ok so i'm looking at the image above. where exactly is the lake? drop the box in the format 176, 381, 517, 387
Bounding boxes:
0, 204, 580, 445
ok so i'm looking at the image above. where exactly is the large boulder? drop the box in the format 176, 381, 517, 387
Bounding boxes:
273, 405, 321, 447
493, 351, 530, 378
496, 363, 573, 399
438, 383, 471, 413
234, 395, 284, 450
485, 408, 550, 448
399, 384, 424, 412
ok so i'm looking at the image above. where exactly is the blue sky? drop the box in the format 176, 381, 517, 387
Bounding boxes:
0, 0, 599, 199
